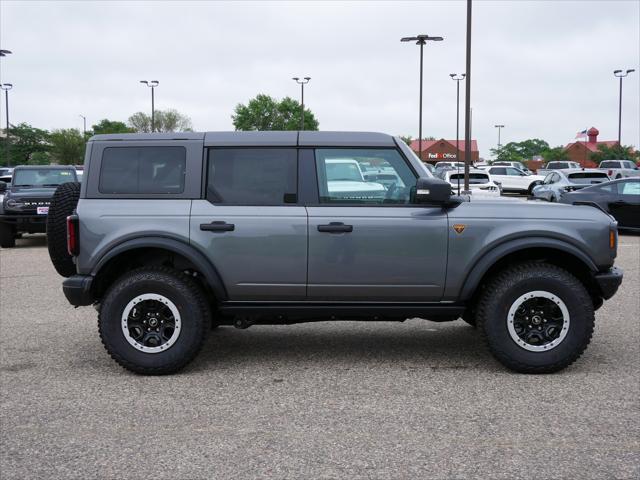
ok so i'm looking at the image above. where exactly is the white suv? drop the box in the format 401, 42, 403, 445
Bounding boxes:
485, 166, 546, 194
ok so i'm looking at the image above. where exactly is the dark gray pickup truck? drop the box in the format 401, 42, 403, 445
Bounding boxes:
0, 165, 78, 248
43, 131, 623, 375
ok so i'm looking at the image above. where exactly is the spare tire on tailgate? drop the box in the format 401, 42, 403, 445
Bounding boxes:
47, 182, 81, 277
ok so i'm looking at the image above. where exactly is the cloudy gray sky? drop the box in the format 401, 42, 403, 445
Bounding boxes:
1, 0, 638, 157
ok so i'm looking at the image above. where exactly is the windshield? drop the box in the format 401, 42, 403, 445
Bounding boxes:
567, 172, 609, 184
12, 169, 76, 187
599, 161, 620, 168
450, 173, 489, 184
326, 163, 363, 182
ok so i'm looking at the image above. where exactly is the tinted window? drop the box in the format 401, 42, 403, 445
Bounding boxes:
207, 148, 297, 205
600, 161, 620, 168
567, 172, 609, 184
12, 169, 76, 187
490, 167, 507, 175
99, 147, 185, 194
621, 180, 640, 196
506, 167, 523, 176
450, 173, 490, 185
316, 148, 416, 204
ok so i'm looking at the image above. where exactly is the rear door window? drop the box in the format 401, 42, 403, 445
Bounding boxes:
206, 148, 297, 205
99, 147, 186, 194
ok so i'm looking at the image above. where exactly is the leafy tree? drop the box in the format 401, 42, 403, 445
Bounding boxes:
28, 151, 51, 165
232, 94, 319, 131
590, 143, 638, 164
540, 146, 569, 162
49, 129, 85, 165
92, 119, 134, 135
490, 138, 550, 162
399, 135, 413, 146
128, 109, 193, 133
0, 123, 51, 166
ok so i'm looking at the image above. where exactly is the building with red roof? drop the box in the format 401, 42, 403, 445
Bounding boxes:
409, 138, 479, 164
564, 127, 618, 167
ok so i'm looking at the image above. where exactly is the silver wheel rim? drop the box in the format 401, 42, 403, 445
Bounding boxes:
507, 290, 570, 352
121, 293, 181, 353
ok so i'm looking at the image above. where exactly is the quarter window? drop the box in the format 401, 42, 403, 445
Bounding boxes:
207, 149, 297, 205
621, 181, 640, 196
99, 147, 186, 194
315, 149, 416, 204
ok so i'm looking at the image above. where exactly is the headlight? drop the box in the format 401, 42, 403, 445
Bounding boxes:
6, 199, 24, 208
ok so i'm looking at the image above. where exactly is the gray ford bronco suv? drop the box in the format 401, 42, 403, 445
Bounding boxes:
45, 131, 623, 375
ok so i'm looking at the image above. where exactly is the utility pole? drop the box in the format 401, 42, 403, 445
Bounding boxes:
1, 83, 13, 167
463, 0, 472, 193
292, 77, 311, 130
494, 124, 505, 149
401, 34, 443, 160
613, 69, 635, 145
450, 73, 465, 194
79, 115, 87, 137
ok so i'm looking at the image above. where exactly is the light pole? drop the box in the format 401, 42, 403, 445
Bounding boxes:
401, 34, 443, 159
450, 73, 465, 194
613, 69, 635, 145
462, 0, 473, 193
292, 77, 311, 130
79, 115, 87, 137
494, 124, 505, 150
140, 80, 159, 132
1, 83, 12, 167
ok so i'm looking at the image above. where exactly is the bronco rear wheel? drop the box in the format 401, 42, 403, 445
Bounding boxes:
476, 262, 594, 373
98, 266, 209, 375
46, 182, 80, 277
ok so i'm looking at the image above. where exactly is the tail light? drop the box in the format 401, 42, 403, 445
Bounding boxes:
608, 169, 613, 177
67, 214, 79, 256
609, 228, 617, 251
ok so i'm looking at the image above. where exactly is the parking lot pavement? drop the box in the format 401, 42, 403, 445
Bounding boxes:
1, 234, 638, 480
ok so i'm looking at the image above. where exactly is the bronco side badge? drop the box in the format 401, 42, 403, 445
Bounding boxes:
453, 224, 466, 234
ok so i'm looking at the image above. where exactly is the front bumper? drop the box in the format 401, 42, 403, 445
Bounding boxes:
62, 275, 94, 306
593, 266, 623, 300
0, 213, 47, 233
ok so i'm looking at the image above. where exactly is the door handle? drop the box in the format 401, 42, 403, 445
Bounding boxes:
317, 222, 353, 233
200, 221, 235, 232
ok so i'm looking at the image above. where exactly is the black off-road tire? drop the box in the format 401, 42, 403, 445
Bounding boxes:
476, 262, 594, 373
98, 266, 209, 375
0, 223, 16, 248
46, 182, 81, 277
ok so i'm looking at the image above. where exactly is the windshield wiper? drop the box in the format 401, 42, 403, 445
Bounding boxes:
42, 183, 62, 187
13, 184, 33, 187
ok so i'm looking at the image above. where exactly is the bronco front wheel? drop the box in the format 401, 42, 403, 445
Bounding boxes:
476, 262, 594, 373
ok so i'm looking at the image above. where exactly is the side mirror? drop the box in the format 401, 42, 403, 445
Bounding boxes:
0, 181, 6, 193
412, 177, 453, 204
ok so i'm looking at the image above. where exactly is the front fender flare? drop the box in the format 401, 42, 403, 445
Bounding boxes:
458, 237, 598, 301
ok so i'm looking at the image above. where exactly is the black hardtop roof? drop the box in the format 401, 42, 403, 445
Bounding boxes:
13, 165, 77, 170
89, 131, 396, 147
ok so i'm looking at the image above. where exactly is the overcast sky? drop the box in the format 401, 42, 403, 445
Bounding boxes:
1, 0, 639, 157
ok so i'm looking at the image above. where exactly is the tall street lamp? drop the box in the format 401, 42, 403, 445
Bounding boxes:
1, 83, 13, 167
494, 124, 505, 149
462, 0, 473, 193
79, 115, 87, 137
140, 80, 159, 132
401, 34, 443, 159
292, 77, 311, 130
613, 69, 635, 145
450, 73, 465, 194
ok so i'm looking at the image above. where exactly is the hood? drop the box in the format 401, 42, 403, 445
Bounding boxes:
7, 186, 58, 198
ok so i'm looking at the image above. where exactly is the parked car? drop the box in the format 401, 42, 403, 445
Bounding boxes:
559, 178, 640, 231
0, 167, 13, 178
47, 131, 622, 375
435, 161, 465, 169
598, 160, 640, 180
491, 161, 532, 174
422, 162, 435, 174
537, 161, 581, 176
0, 165, 78, 248
325, 158, 386, 201
531, 169, 610, 202
485, 166, 546, 194
441, 168, 501, 197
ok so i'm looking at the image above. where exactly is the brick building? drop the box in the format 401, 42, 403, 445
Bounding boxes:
564, 127, 617, 167
410, 139, 479, 165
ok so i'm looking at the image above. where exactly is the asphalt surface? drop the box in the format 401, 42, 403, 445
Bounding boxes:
1, 234, 639, 480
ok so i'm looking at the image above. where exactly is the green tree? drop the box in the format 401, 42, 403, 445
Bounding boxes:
128, 109, 193, 133
490, 138, 550, 162
590, 143, 638, 164
49, 129, 85, 165
92, 119, 134, 135
540, 146, 569, 162
0, 123, 51, 166
28, 151, 51, 165
399, 135, 413, 146
232, 94, 319, 131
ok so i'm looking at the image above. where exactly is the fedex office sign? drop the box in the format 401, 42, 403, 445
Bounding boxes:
427, 152, 457, 159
